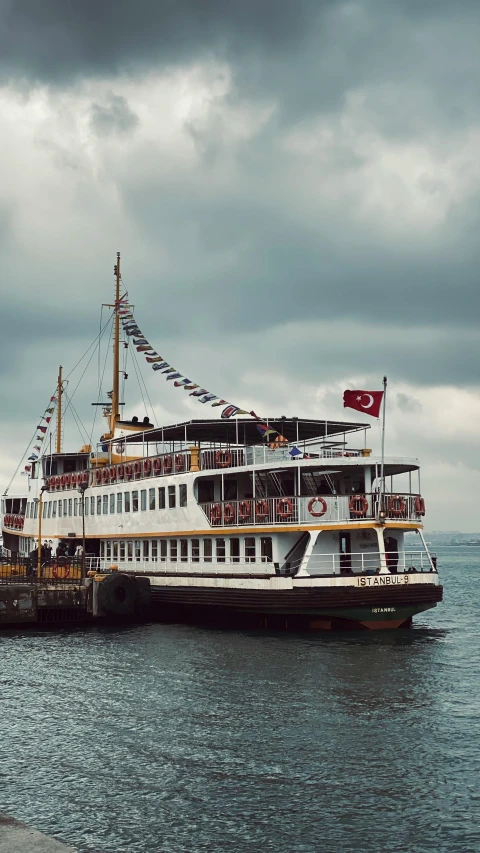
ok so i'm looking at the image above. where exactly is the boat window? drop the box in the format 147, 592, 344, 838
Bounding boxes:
180, 539, 188, 562
34, 502, 38, 519
149, 488, 155, 510
260, 537, 273, 562
113, 542, 118, 560
64, 499, 68, 516
74, 498, 78, 517
245, 537, 256, 563
224, 480, 237, 501
135, 540, 141, 560
141, 490, 147, 511
43, 501, 47, 519
106, 541, 111, 560
96, 495, 102, 515
160, 540, 167, 561
100, 541, 105, 559
124, 492, 131, 512
90, 496, 95, 515
216, 538, 226, 563
170, 539, 177, 562
68, 499, 73, 517
110, 494, 115, 514
179, 484, 187, 507
168, 486, 176, 509
120, 542, 125, 561
230, 538, 240, 563
48, 501, 53, 518
1, 500, 3, 514
158, 487, 166, 509
143, 540, 149, 561
103, 495, 108, 515
117, 493, 122, 513
132, 491, 139, 512
127, 541, 133, 561
151, 540, 158, 561
83, 499, 87, 517
198, 480, 214, 503
58, 501, 63, 518
52, 501, 57, 519
203, 539, 212, 563
192, 539, 200, 563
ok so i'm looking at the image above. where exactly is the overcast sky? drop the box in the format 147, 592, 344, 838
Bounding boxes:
0, 0, 479, 530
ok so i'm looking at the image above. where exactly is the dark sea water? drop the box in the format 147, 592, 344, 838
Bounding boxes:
1, 546, 479, 853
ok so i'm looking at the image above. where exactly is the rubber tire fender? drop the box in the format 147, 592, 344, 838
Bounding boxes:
98, 573, 137, 616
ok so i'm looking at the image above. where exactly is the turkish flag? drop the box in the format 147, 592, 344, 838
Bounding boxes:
343, 389, 384, 418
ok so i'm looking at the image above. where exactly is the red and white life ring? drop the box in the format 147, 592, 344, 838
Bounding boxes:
52, 563, 70, 579
388, 495, 406, 517
72, 473, 78, 487
414, 496, 425, 516
109, 466, 116, 482
223, 503, 235, 524
143, 458, 152, 476
276, 498, 294, 520
81, 471, 89, 485
163, 455, 173, 475
153, 457, 162, 476
117, 464, 125, 480
174, 453, 184, 473
238, 500, 252, 521
308, 496, 327, 518
215, 450, 231, 468
125, 464, 133, 480
133, 461, 141, 478
210, 503, 222, 524
255, 499, 269, 521
101, 468, 109, 485
349, 495, 368, 517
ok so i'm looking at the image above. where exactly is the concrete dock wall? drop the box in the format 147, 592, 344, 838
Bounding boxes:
0, 812, 76, 852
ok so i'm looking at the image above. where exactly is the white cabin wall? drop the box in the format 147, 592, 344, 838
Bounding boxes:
307, 530, 340, 575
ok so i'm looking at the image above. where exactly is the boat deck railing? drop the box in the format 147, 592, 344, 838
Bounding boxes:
0, 556, 84, 585
200, 493, 425, 527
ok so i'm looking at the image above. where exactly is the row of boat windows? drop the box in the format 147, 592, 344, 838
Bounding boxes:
99, 536, 274, 563
27, 486, 188, 521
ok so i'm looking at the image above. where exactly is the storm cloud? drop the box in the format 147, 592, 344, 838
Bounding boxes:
0, 0, 479, 528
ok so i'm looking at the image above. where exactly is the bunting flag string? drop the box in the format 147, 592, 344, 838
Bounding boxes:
119, 303, 292, 448
23, 395, 58, 476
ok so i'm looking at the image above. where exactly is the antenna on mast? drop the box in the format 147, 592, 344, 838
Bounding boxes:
110, 252, 121, 437
56, 365, 63, 453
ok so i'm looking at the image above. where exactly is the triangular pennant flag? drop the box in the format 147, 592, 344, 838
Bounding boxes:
44, 416, 51, 424
36, 425, 47, 433
50, 396, 57, 402
146, 355, 163, 363
33, 445, 41, 452
174, 379, 192, 387
133, 338, 149, 346
46, 407, 55, 414
24, 465, 32, 472
162, 367, 177, 375
199, 394, 217, 403
184, 384, 198, 391
137, 346, 154, 353
36, 435, 44, 442
211, 399, 227, 407
166, 373, 183, 381
152, 362, 168, 371
190, 388, 208, 397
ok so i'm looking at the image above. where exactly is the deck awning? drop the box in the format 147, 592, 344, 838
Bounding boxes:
121, 417, 369, 446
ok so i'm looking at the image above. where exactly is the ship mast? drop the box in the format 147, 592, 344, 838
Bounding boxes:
56, 365, 63, 453
110, 251, 121, 437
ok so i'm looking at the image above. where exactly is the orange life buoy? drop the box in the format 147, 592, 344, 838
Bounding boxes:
276, 498, 294, 520
95, 469, 102, 485
210, 503, 222, 524
388, 495, 406, 516
143, 458, 152, 476
61, 474, 66, 487
82, 471, 89, 485
109, 466, 116, 481
101, 468, 109, 484
255, 499, 269, 521
223, 503, 235, 524
52, 563, 71, 579
133, 461, 141, 478
125, 464, 133, 480
238, 500, 252, 520
175, 453, 184, 473
414, 496, 425, 516
308, 496, 328, 518
349, 495, 368, 517
72, 473, 78, 487
55, 476, 61, 489
117, 464, 125, 480
163, 455, 172, 474
215, 449, 232, 468
153, 457, 162, 475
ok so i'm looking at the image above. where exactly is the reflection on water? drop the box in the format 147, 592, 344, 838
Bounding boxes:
0, 548, 479, 853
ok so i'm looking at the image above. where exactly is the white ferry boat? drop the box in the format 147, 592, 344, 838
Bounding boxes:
1, 256, 442, 630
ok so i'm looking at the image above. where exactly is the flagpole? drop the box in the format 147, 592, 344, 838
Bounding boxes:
379, 376, 387, 516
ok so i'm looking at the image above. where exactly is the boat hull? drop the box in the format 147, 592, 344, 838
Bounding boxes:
147, 580, 443, 631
